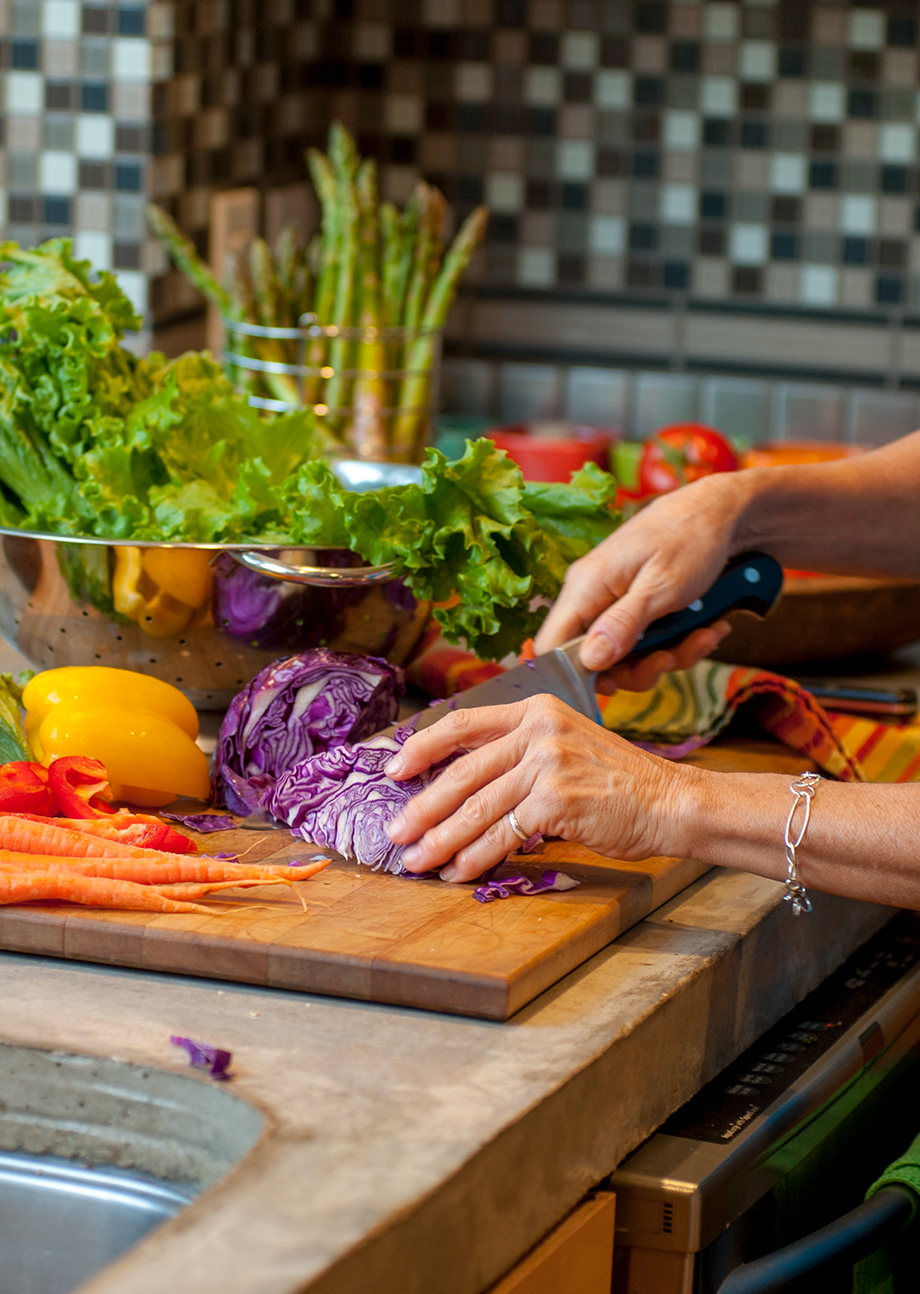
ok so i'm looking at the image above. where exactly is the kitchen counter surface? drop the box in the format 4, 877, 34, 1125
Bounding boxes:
0, 863, 892, 1294
0, 637, 904, 1292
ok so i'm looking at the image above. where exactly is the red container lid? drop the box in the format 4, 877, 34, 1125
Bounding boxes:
488, 424, 617, 483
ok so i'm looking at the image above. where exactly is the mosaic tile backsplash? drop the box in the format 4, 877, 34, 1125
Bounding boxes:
5, 2, 920, 388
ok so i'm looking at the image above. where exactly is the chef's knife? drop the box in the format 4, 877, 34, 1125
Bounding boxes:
389, 551, 784, 735
229, 553, 784, 827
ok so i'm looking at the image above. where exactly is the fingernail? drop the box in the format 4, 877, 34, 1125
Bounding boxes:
401, 846, 421, 868
385, 757, 403, 777
439, 865, 458, 882
385, 814, 406, 840
581, 630, 615, 670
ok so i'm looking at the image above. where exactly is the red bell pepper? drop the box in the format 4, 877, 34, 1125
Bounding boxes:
0, 762, 57, 816
46, 756, 115, 818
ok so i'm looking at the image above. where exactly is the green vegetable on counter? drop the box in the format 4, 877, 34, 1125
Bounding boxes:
0, 239, 619, 658
0, 671, 34, 765
148, 123, 488, 464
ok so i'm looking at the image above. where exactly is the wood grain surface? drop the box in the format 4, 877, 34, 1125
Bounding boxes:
0, 740, 816, 1020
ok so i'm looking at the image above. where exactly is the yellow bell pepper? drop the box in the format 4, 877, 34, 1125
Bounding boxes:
22, 667, 209, 807
113, 547, 214, 638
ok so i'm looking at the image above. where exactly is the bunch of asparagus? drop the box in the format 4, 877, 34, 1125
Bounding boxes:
147, 123, 488, 462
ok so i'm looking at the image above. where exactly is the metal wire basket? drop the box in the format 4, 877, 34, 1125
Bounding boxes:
221, 314, 442, 465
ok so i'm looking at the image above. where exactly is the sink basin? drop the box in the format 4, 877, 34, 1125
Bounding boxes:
0, 1041, 264, 1294
0, 1151, 195, 1294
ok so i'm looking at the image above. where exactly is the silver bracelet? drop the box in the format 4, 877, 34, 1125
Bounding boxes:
783, 770, 821, 916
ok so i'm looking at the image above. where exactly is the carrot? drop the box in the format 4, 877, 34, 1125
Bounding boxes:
4, 814, 196, 854
0, 818, 203, 863
0, 871, 215, 913
155, 880, 292, 898
0, 849, 327, 884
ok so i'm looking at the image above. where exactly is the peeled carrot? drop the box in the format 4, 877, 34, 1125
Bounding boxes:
0, 850, 327, 885
0, 818, 203, 864
155, 880, 292, 898
0, 872, 214, 913
0, 817, 194, 859
52, 817, 195, 853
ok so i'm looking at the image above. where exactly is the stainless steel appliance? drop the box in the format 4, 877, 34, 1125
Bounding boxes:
609, 912, 920, 1293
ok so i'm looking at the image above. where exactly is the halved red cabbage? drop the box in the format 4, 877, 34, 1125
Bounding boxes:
213, 649, 403, 815
267, 727, 450, 874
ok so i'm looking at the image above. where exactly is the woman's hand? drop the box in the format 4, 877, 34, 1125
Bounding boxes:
535, 471, 757, 691
384, 695, 692, 882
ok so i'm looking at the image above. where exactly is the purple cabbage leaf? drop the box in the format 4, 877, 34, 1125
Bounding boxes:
170, 1035, 232, 1080
213, 649, 403, 814
473, 870, 579, 904
267, 726, 455, 875
162, 812, 237, 833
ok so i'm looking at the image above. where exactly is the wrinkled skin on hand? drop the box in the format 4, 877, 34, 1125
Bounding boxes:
535, 474, 747, 691
385, 695, 687, 883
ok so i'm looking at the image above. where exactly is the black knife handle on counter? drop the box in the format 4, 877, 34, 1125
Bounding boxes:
617, 552, 785, 666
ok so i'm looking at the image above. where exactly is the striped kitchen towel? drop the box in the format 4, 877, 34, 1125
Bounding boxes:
408, 633, 920, 783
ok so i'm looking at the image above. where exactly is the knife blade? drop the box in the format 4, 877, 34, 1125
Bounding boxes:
376, 551, 784, 738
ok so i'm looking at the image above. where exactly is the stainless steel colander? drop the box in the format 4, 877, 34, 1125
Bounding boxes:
0, 462, 429, 708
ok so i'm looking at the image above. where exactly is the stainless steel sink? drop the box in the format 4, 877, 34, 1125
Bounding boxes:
0, 1042, 265, 1294
0, 1151, 196, 1294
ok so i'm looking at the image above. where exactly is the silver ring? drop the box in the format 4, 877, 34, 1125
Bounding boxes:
507, 809, 530, 843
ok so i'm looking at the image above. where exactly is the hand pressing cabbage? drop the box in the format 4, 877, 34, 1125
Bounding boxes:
267, 727, 455, 874
213, 649, 403, 815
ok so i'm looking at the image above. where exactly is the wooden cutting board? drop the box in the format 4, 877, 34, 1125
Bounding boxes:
0, 741, 815, 1021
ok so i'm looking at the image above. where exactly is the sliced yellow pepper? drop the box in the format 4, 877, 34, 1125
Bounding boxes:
22, 667, 209, 807
23, 667, 199, 752
113, 547, 214, 639
35, 706, 210, 806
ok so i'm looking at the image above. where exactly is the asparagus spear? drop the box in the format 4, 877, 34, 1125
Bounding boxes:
351, 158, 388, 458
322, 176, 358, 432
394, 205, 488, 459
328, 121, 360, 187
401, 183, 437, 333
304, 149, 340, 406
247, 238, 301, 406
273, 223, 307, 327
147, 204, 300, 407
145, 204, 232, 314
380, 202, 401, 328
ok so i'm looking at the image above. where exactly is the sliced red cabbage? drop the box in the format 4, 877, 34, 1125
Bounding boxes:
170, 1035, 232, 1080
162, 812, 236, 833
472, 870, 579, 903
267, 726, 457, 875
213, 649, 403, 815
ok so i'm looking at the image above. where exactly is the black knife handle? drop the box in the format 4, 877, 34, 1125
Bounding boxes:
618, 552, 784, 665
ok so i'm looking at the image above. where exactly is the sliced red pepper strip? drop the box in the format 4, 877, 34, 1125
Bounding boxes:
0, 762, 57, 816
46, 756, 114, 819
122, 822, 195, 852
6, 811, 196, 851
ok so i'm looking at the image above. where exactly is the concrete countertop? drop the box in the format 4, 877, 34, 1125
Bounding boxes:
0, 873, 892, 1294
0, 639, 907, 1292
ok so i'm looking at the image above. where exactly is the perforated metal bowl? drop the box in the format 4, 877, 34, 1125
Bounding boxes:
0, 463, 430, 708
